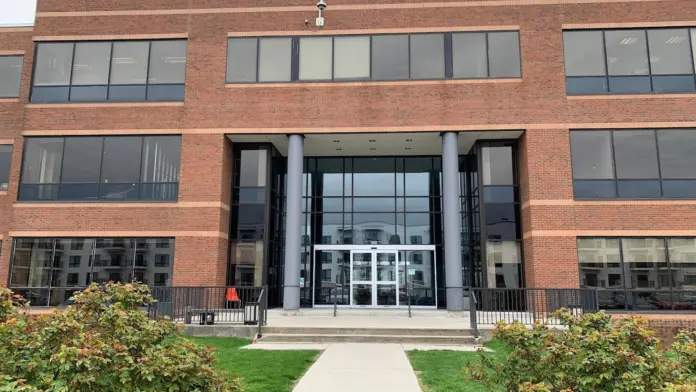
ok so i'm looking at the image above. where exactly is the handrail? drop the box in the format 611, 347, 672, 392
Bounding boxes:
257, 287, 266, 338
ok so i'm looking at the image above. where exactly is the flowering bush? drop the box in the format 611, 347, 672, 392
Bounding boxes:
0, 283, 243, 391
466, 310, 696, 392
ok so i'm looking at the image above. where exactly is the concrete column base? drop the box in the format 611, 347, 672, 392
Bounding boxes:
445, 310, 467, 318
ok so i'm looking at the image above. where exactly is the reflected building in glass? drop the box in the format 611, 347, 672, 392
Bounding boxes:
225, 141, 522, 309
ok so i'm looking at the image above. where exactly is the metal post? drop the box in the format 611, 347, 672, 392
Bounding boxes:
333, 287, 337, 317
283, 134, 304, 311
442, 132, 464, 311
469, 288, 479, 338
407, 281, 412, 318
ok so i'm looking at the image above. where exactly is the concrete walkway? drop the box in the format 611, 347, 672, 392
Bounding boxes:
292, 343, 422, 392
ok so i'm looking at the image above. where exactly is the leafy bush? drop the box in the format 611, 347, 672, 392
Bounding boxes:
0, 283, 243, 392
466, 310, 696, 392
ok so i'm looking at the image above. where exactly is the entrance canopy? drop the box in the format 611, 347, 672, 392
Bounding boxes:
226, 131, 523, 156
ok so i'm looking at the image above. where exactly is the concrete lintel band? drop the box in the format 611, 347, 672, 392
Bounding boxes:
283, 134, 304, 310
442, 131, 464, 311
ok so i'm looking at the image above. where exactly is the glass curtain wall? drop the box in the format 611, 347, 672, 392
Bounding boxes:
298, 157, 445, 307
478, 142, 522, 289
228, 143, 285, 306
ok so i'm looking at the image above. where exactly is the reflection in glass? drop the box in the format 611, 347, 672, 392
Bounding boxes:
314, 250, 349, 305
376, 253, 397, 282
400, 250, 435, 306
668, 238, 696, 289
229, 241, 264, 286
621, 238, 667, 289
376, 285, 397, 306
354, 213, 396, 245
352, 284, 372, 306
352, 252, 372, 281
485, 241, 521, 288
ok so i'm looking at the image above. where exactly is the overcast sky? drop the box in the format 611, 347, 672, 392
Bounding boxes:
0, 0, 37, 26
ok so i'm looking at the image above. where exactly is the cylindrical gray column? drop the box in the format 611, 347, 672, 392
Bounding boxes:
442, 132, 464, 311
283, 134, 304, 310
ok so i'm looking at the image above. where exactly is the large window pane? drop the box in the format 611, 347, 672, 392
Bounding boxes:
140, 136, 181, 183
21, 138, 64, 184
61, 137, 103, 183
227, 38, 258, 82
239, 149, 267, 187
452, 33, 487, 78
605, 30, 649, 76
482, 146, 514, 185
72, 42, 111, 85
621, 238, 668, 290
258, 38, 292, 82
612, 130, 659, 179
34, 43, 73, 86
485, 241, 521, 288
300, 37, 332, 81
578, 238, 622, 288
668, 238, 696, 289
657, 130, 696, 179
0, 145, 11, 191
110, 41, 149, 85
488, 32, 521, 77
410, 34, 445, 79
148, 41, 187, 84
133, 238, 174, 286
563, 31, 606, 76
0, 56, 23, 98
354, 213, 396, 245
570, 131, 614, 179
648, 29, 693, 75
334, 36, 370, 80
692, 30, 696, 73
372, 35, 409, 80
11, 238, 54, 295
101, 137, 143, 183
92, 238, 135, 284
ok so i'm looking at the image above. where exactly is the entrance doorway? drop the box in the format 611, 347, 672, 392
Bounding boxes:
313, 245, 437, 308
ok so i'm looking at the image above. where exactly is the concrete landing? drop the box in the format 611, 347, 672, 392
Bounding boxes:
242, 342, 486, 352
292, 343, 422, 392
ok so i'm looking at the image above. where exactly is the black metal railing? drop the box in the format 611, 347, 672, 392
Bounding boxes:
469, 287, 600, 327
149, 286, 268, 325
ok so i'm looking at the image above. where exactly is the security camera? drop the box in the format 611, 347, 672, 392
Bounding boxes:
317, 0, 327, 11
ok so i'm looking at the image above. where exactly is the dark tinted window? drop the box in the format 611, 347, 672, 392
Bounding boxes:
31, 40, 187, 103
227, 31, 522, 83
372, 35, 409, 80
410, 34, 445, 79
488, 32, 521, 77
19, 136, 181, 202
0, 145, 12, 191
563, 28, 696, 95
571, 129, 696, 199
657, 130, 696, 179
0, 56, 23, 98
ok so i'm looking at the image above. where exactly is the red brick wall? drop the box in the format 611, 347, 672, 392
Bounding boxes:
611, 314, 696, 347
1, 0, 696, 288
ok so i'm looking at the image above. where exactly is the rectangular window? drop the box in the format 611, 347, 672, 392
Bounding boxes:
19, 135, 181, 202
564, 28, 696, 95
226, 31, 521, 83
0, 55, 23, 98
9, 237, 175, 305
578, 237, 696, 310
571, 129, 696, 199
0, 145, 12, 191
31, 40, 187, 103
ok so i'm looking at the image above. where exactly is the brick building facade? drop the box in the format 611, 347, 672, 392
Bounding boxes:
1, 0, 696, 310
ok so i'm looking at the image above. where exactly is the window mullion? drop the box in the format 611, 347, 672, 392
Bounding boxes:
106, 41, 115, 100
67, 43, 77, 101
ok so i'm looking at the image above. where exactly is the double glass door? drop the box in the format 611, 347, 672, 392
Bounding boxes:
351, 250, 399, 307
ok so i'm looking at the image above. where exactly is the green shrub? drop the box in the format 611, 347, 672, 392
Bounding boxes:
0, 283, 243, 392
466, 310, 696, 392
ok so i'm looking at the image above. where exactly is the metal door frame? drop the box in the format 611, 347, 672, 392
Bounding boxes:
313, 244, 437, 308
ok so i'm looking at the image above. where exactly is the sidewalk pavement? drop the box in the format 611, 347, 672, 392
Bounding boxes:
292, 343, 422, 392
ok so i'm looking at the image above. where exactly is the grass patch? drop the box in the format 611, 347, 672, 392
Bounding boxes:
190, 337, 320, 392
408, 340, 509, 392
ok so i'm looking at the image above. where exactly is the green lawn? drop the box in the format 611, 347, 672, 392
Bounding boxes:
408, 340, 509, 392
190, 337, 319, 392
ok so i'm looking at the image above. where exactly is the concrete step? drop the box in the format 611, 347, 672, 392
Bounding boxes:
262, 326, 475, 336
259, 333, 479, 344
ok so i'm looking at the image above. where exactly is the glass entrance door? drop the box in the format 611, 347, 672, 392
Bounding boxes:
349, 250, 399, 307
